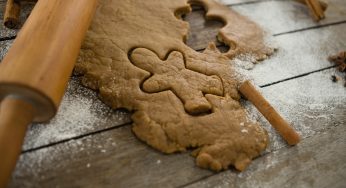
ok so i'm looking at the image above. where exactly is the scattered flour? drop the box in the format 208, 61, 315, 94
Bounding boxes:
228, 33, 346, 153
241, 129, 248, 133
0, 41, 12, 60
243, 68, 346, 152
12, 127, 124, 184
22, 77, 132, 151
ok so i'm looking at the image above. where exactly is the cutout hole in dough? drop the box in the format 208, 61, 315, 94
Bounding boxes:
183, 5, 230, 53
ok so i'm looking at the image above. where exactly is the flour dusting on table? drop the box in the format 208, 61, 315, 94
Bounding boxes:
22, 77, 131, 151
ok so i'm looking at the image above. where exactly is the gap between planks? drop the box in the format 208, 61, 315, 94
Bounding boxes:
190, 21, 346, 52
259, 65, 337, 87
22, 122, 132, 154
274, 20, 346, 36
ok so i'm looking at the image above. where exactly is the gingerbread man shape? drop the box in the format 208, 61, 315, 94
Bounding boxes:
130, 48, 223, 114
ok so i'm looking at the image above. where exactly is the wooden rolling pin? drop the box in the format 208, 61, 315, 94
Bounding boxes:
0, 0, 98, 187
239, 81, 300, 146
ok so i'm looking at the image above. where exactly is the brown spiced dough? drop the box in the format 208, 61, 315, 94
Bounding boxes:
75, 0, 271, 171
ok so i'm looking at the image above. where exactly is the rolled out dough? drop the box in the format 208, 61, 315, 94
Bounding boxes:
75, 0, 272, 171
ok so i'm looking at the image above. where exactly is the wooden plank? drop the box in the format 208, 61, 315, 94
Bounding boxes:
10, 125, 213, 188
184, 121, 346, 188
185, 0, 346, 51
232, 0, 346, 35
249, 23, 346, 86
0, 1, 35, 39
10, 68, 346, 187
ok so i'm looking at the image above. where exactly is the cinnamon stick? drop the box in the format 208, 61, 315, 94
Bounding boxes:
304, 0, 326, 21
239, 80, 300, 145
4, 0, 21, 29
294, 0, 328, 11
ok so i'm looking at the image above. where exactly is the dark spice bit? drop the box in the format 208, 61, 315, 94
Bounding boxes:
331, 75, 338, 82
328, 51, 346, 72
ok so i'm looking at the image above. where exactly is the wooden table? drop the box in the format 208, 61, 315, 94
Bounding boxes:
1, 0, 346, 187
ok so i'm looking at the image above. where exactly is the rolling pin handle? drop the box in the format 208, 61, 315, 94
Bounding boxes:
0, 97, 34, 188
